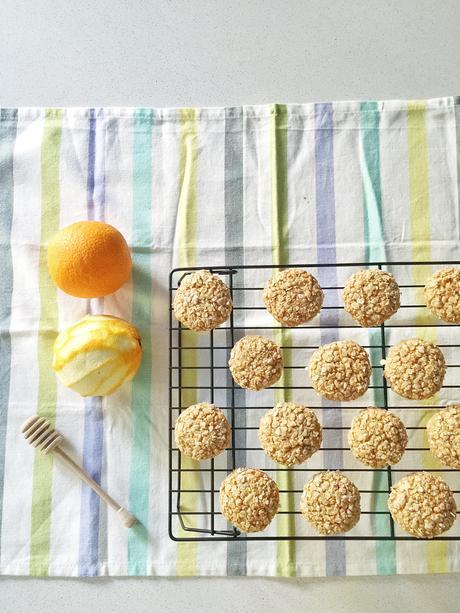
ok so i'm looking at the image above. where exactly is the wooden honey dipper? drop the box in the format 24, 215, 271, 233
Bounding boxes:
21, 415, 137, 528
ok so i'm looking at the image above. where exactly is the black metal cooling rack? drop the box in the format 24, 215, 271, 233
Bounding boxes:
169, 262, 460, 542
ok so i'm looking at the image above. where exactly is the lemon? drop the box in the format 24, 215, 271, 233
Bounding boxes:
53, 315, 142, 396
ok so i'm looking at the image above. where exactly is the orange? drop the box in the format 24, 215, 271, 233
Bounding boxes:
47, 221, 132, 298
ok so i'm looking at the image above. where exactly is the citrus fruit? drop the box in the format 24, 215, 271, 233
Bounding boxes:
53, 315, 142, 396
47, 221, 132, 298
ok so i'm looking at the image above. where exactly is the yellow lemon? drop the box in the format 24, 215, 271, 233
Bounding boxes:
53, 315, 142, 396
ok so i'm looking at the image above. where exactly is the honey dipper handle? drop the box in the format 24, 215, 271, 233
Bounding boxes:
53, 447, 137, 528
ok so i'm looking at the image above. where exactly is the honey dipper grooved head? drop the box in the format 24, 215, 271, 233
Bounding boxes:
21, 415, 63, 454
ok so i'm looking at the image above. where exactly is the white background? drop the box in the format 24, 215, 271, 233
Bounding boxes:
0, 1, 459, 611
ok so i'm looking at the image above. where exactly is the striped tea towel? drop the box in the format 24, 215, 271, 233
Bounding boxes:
0, 99, 459, 576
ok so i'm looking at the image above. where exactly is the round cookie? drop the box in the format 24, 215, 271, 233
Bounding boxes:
348, 407, 407, 468
175, 403, 231, 460
388, 472, 457, 538
383, 338, 446, 400
300, 471, 361, 535
263, 268, 323, 326
424, 267, 460, 324
229, 335, 283, 391
426, 405, 460, 468
173, 269, 232, 332
219, 468, 279, 533
258, 402, 322, 466
342, 269, 400, 327
307, 340, 371, 401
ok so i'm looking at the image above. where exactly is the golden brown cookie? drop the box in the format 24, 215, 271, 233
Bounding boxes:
383, 339, 445, 400
263, 268, 323, 326
388, 472, 457, 538
426, 405, 460, 468
219, 468, 279, 533
424, 267, 460, 324
348, 407, 407, 468
229, 335, 283, 391
173, 269, 232, 331
342, 269, 400, 327
300, 471, 361, 535
175, 403, 231, 460
307, 340, 371, 401
259, 402, 322, 466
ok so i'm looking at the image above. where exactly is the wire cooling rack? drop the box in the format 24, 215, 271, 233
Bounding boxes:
169, 262, 460, 541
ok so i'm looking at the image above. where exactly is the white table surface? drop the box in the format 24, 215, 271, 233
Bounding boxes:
0, 1, 459, 611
